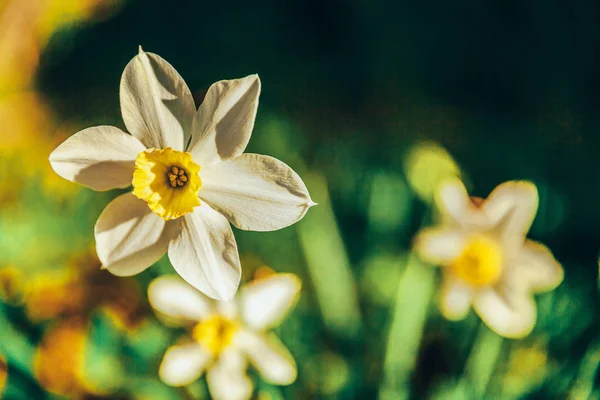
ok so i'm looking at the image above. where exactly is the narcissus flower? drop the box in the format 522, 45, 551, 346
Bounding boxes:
49, 48, 314, 300
149, 274, 301, 400
414, 179, 563, 338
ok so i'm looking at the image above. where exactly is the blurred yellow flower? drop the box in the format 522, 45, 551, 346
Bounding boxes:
503, 342, 549, 394
404, 141, 461, 202
148, 273, 301, 400
50, 48, 314, 301
414, 178, 563, 338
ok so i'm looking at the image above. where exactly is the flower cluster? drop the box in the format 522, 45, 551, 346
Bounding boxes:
39, 48, 567, 399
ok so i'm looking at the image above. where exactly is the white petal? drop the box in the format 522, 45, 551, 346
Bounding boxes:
49, 126, 145, 191
207, 348, 253, 400
120, 48, 195, 150
482, 181, 538, 249
512, 240, 563, 293
159, 342, 212, 387
215, 298, 239, 320
439, 179, 497, 231
414, 227, 467, 264
440, 276, 474, 320
95, 193, 179, 276
236, 330, 297, 385
240, 273, 301, 330
168, 203, 241, 301
438, 179, 482, 225
473, 285, 537, 339
148, 276, 214, 323
189, 75, 260, 166
200, 154, 315, 231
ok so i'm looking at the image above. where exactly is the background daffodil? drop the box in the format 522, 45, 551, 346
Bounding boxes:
49, 48, 315, 301
148, 273, 301, 400
414, 178, 564, 338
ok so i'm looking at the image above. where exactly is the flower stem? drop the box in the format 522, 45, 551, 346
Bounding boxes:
378, 254, 436, 400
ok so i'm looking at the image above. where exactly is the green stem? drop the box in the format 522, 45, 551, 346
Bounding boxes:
463, 324, 504, 398
378, 254, 436, 400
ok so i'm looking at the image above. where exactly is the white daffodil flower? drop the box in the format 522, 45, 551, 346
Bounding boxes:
49, 48, 315, 301
148, 274, 301, 400
414, 179, 563, 338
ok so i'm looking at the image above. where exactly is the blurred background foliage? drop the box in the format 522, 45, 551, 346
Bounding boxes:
0, 0, 599, 399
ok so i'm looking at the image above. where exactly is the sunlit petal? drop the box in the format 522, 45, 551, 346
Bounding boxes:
512, 240, 563, 293
236, 330, 297, 385
120, 47, 195, 150
473, 285, 537, 339
440, 276, 474, 320
239, 273, 301, 330
483, 181, 538, 249
95, 193, 180, 276
168, 203, 241, 301
200, 154, 315, 231
49, 126, 145, 191
159, 342, 212, 387
207, 348, 252, 400
189, 75, 260, 166
414, 227, 467, 264
148, 276, 214, 323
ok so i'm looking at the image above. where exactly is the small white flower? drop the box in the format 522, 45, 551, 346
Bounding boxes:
49, 48, 314, 301
148, 273, 301, 400
414, 178, 563, 338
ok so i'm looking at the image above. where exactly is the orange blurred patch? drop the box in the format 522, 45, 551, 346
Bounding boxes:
253, 265, 277, 281
0, 1, 40, 94
240, 254, 278, 282
24, 271, 87, 321
0, 0, 122, 95
101, 280, 147, 333
34, 318, 88, 397
0, 352, 7, 397
24, 250, 148, 330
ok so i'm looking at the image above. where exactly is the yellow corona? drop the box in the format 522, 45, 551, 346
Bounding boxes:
132, 147, 202, 221
450, 235, 503, 287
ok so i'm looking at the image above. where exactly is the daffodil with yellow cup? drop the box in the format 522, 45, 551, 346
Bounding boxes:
148, 273, 301, 400
49, 48, 315, 301
414, 179, 563, 338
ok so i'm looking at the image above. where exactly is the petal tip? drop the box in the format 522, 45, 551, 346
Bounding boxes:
276, 273, 303, 297
412, 230, 433, 259
439, 176, 465, 192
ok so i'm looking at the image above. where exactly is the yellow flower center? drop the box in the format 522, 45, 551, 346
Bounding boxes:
450, 235, 503, 287
132, 148, 202, 221
192, 315, 239, 355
